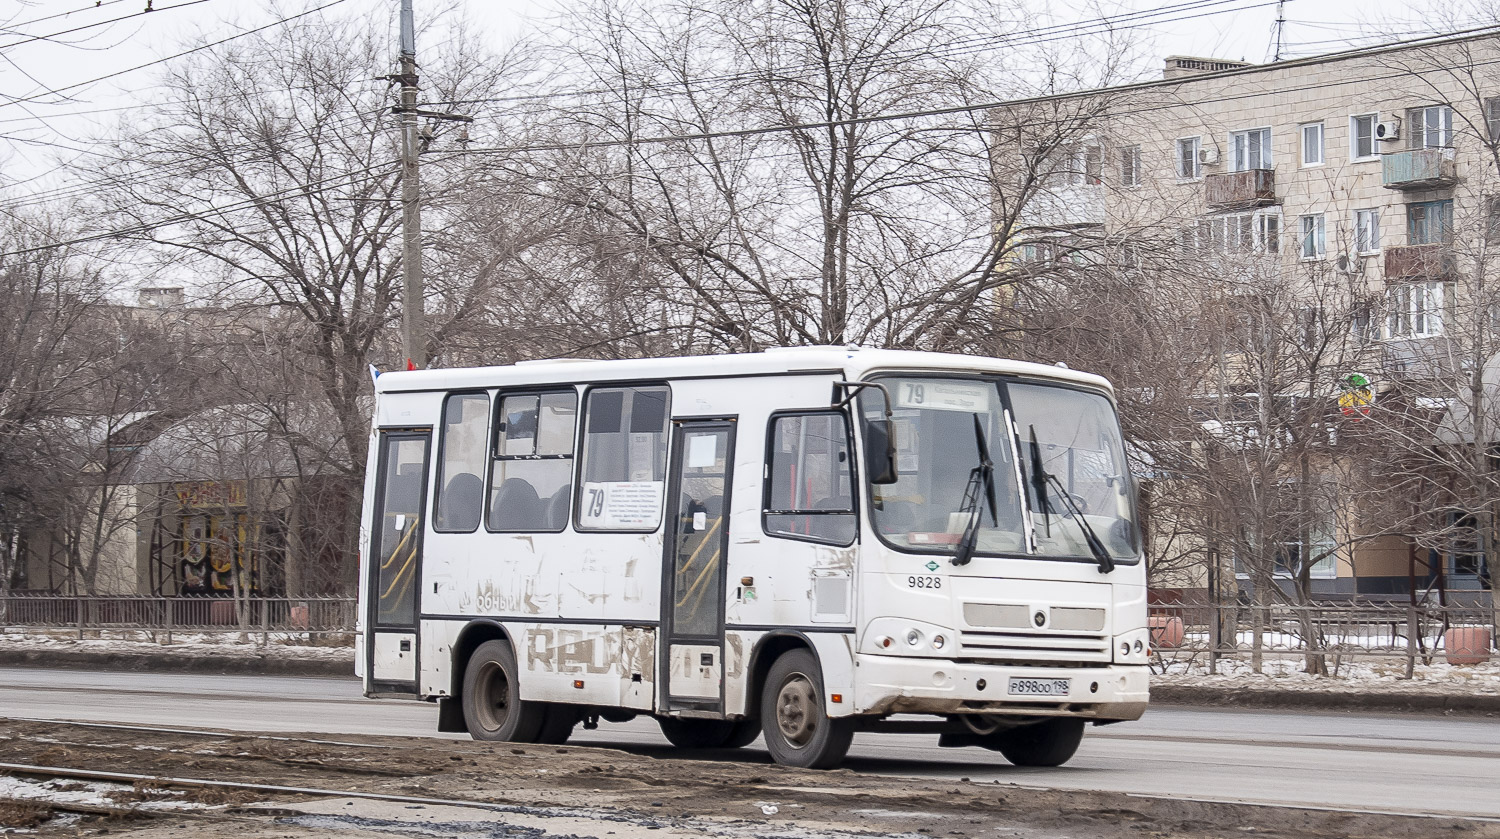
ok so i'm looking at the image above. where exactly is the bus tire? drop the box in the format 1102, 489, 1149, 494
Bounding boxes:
988, 718, 1085, 767
461, 640, 545, 743
535, 704, 578, 745
760, 649, 853, 769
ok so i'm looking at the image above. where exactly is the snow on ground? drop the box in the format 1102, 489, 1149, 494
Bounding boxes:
0, 628, 353, 664
1151, 649, 1500, 695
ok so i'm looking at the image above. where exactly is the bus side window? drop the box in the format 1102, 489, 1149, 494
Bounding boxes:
575, 385, 671, 531
434, 392, 489, 533
763, 412, 856, 546
488, 391, 577, 533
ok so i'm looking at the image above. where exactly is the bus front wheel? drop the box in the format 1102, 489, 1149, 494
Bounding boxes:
760, 649, 853, 769
461, 640, 546, 742
987, 718, 1085, 767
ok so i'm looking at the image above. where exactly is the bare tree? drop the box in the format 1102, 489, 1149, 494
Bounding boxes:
472, 0, 1139, 355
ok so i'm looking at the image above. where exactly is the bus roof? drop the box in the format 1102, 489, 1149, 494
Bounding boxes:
373, 346, 1113, 394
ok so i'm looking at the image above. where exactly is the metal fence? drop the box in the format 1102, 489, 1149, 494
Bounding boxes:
0, 594, 356, 644
1148, 601, 1497, 675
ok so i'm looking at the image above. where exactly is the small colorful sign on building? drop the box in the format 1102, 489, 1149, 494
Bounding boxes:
1337, 373, 1374, 420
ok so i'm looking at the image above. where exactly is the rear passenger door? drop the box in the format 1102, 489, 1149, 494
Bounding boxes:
365, 429, 430, 697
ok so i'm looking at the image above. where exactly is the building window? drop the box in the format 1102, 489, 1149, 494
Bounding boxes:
434, 393, 489, 533
1299, 213, 1325, 259
1386, 281, 1448, 338
1351, 299, 1378, 343
1203, 211, 1280, 254
1487, 97, 1500, 142
1408, 200, 1453, 245
1408, 105, 1455, 148
1487, 197, 1500, 243
1351, 113, 1378, 160
575, 385, 670, 531
1445, 512, 1486, 578
490, 391, 577, 533
1051, 144, 1102, 186
1176, 136, 1201, 179
763, 413, 856, 545
1120, 144, 1141, 187
1301, 123, 1324, 166
1271, 485, 1338, 580
1230, 127, 1272, 171
1354, 209, 1381, 254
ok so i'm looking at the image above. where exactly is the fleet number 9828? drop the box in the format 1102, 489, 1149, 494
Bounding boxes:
907, 575, 942, 589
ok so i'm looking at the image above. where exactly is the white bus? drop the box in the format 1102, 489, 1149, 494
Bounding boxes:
356, 347, 1148, 769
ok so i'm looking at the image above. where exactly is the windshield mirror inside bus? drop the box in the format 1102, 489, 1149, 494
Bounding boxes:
862, 377, 1136, 561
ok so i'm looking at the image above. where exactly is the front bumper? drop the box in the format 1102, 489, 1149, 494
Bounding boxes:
852, 653, 1148, 721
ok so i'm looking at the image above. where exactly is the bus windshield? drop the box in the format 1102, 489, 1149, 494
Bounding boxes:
864, 377, 1137, 561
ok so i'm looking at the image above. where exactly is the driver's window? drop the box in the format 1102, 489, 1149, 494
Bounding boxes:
763, 412, 856, 546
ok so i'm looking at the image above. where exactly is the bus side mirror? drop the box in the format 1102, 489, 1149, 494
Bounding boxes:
864, 418, 899, 485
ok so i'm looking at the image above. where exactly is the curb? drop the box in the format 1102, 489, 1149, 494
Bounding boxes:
0, 648, 353, 679
1150, 684, 1500, 715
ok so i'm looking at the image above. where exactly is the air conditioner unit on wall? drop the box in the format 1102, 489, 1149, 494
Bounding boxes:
1375, 119, 1401, 141
1198, 147, 1220, 165
1335, 253, 1364, 275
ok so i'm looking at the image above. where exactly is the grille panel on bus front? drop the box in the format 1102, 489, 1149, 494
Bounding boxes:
957, 630, 1111, 661
963, 603, 1106, 632
960, 602, 1111, 662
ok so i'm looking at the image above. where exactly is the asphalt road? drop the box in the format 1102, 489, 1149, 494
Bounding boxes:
2, 667, 1497, 819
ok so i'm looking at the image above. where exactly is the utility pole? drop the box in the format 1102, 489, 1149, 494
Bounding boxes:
389, 0, 470, 370
398, 0, 425, 370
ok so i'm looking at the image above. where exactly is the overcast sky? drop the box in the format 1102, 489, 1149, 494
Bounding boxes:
0, 0, 1480, 196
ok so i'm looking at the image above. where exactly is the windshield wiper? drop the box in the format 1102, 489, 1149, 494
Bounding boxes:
1027, 425, 1052, 538
953, 413, 997, 567
1027, 424, 1115, 574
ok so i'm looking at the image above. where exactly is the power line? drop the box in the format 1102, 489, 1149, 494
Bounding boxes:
9, 14, 1500, 258
0, 0, 219, 51
445, 26, 1500, 157
421, 0, 1278, 111
0, 0, 350, 109
0, 1, 131, 32
1, 105, 392, 208
0, 0, 1273, 182
0, 162, 402, 258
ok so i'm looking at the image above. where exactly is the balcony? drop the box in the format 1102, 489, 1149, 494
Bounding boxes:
1018, 184, 1105, 230
1204, 169, 1276, 209
1382, 148, 1457, 190
1384, 244, 1457, 279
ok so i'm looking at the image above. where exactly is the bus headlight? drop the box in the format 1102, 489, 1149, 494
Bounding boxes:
863, 618, 957, 658
1113, 627, 1152, 663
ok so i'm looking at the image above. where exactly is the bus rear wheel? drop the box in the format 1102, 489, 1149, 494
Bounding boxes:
987, 718, 1085, 767
760, 649, 853, 769
461, 640, 546, 742
658, 717, 761, 749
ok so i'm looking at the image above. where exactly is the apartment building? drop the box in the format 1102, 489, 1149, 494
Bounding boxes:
1002, 33, 1500, 600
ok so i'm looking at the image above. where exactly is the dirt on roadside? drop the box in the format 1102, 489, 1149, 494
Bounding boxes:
0, 719, 1491, 839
